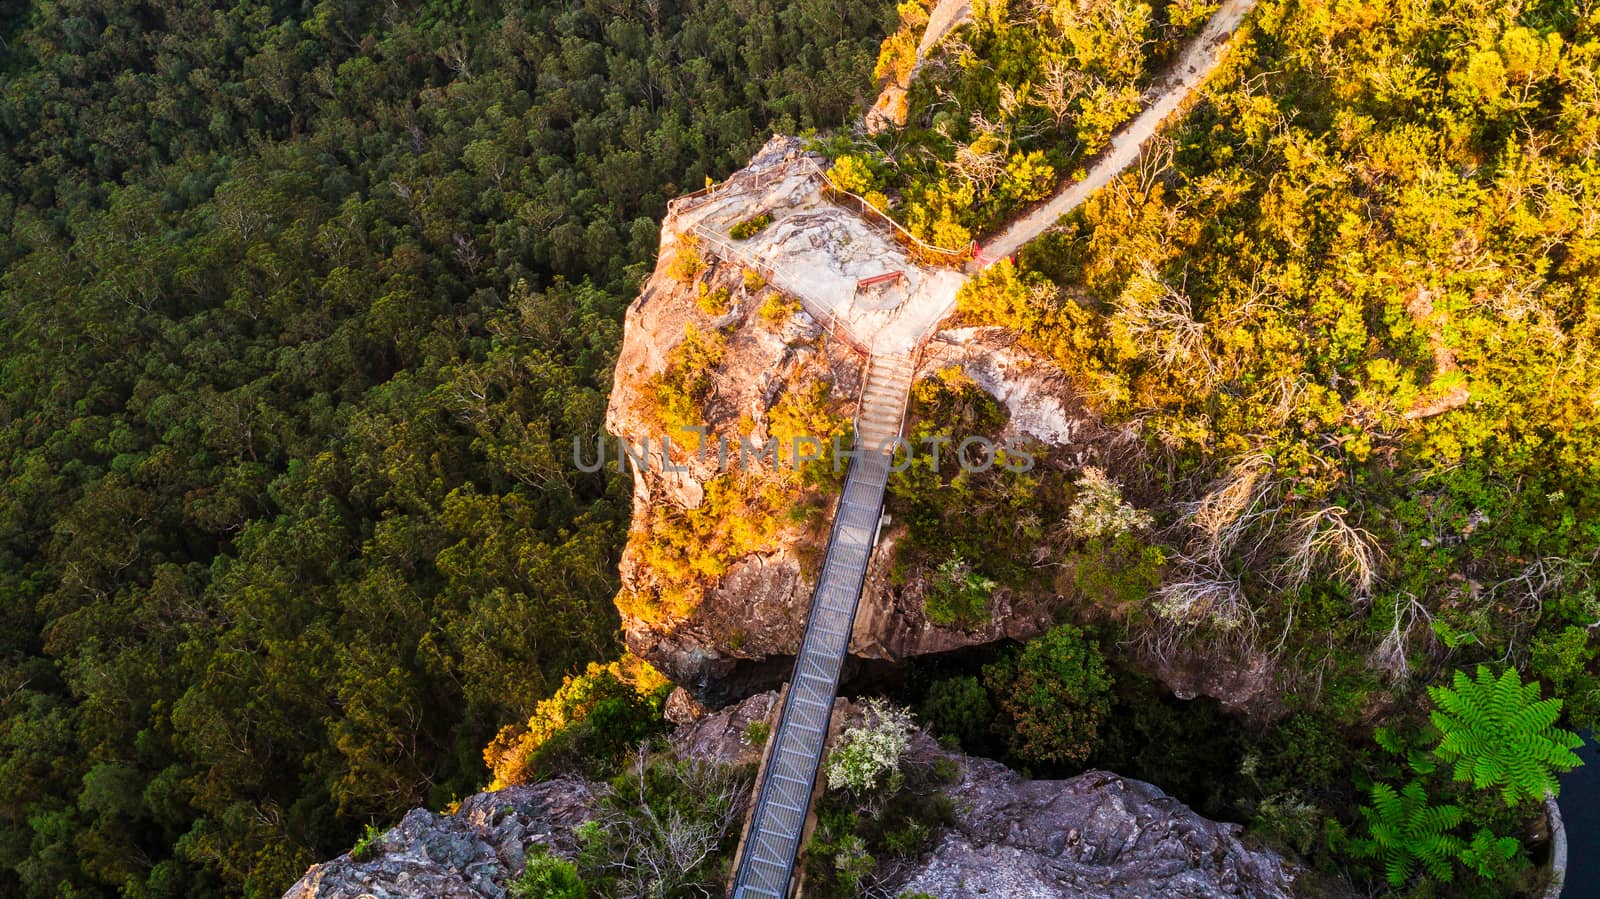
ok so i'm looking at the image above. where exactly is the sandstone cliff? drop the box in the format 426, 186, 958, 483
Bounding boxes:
605, 137, 1284, 718
604, 138, 1106, 705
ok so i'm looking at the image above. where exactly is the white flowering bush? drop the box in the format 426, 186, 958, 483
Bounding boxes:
825, 699, 915, 794
1066, 467, 1152, 538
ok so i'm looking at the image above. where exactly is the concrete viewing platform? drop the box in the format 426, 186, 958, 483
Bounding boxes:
671, 147, 965, 356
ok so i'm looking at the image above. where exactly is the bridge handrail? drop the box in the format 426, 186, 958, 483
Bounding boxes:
731, 453, 886, 897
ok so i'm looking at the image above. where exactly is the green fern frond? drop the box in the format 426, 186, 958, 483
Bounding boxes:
1459, 827, 1521, 878
1354, 780, 1465, 887
1428, 665, 1586, 806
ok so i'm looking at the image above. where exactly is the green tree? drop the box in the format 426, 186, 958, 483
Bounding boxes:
984, 624, 1111, 765
919, 676, 993, 750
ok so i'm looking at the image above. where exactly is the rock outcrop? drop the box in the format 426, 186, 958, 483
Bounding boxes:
282, 778, 596, 899
899, 760, 1295, 898
284, 692, 1297, 899
606, 141, 1121, 705
605, 139, 861, 703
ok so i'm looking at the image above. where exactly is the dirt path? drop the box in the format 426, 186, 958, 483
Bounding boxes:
978, 0, 1258, 262
866, 0, 973, 133
915, 0, 972, 66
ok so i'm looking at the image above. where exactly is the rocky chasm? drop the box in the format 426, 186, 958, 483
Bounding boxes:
283, 692, 1296, 899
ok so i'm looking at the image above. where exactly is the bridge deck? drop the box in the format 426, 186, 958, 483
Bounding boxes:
729, 354, 913, 899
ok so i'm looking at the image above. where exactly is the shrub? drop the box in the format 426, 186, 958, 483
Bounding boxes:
623, 474, 799, 618
730, 212, 773, 240
885, 365, 1062, 634
577, 752, 751, 898
828, 155, 879, 195
1066, 467, 1151, 539
925, 554, 994, 628
511, 849, 585, 899
826, 699, 916, 794
743, 720, 771, 748
873, 28, 919, 85
653, 324, 726, 439
695, 282, 731, 315
831, 834, 874, 894
984, 624, 1111, 765
767, 378, 849, 485
759, 291, 800, 324
667, 234, 706, 283
919, 675, 992, 750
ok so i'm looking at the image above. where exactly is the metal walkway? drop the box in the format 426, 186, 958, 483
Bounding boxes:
730, 353, 915, 899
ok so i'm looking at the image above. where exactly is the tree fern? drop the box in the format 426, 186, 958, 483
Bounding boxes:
1350, 781, 1465, 886
1428, 665, 1584, 805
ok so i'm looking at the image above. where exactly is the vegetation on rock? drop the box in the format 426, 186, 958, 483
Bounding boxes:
915, 0, 1600, 891
730, 213, 775, 240
847, 0, 1214, 241
511, 848, 586, 899
574, 751, 752, 898
826, 700, 917, 794
484, 656, 671, 789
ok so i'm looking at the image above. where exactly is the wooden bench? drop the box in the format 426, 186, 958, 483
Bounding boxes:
855, 270, 904, 292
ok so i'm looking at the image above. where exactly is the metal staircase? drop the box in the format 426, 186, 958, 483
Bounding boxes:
729, 353, 915, 899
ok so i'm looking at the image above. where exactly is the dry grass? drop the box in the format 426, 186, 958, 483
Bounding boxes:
1276, 505, 1383, 598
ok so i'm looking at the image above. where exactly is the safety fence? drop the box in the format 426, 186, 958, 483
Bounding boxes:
801, 158, 977, 269
675, 156, 976, 270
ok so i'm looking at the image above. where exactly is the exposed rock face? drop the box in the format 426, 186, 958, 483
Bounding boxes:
285, 693, 1297, 899
606, 138, 855, 700
606, 139, 1103, 704
898, 760, 1296, 898
923, 326, 1099, 450
671, 688, 779, 765
282, 778, 595, 899
1138, 639, 1287, 725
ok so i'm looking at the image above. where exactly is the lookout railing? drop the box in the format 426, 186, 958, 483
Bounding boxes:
799, 157, 976, 269
676, 157, 976, 270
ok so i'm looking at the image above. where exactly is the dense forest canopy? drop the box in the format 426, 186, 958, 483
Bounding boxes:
0, 0, 888, 895
5, 0, 1600, 895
